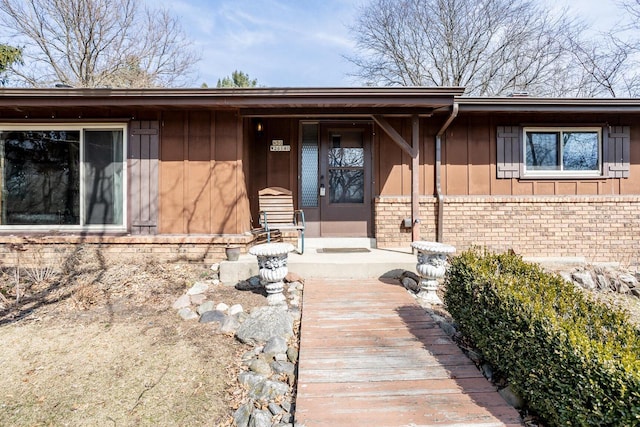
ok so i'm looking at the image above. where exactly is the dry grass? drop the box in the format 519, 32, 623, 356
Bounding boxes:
0, 246, 267, 426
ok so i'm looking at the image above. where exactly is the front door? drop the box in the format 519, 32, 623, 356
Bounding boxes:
300, 122, 372, 237
319, 124, 372, 236
300, 122, 373, 237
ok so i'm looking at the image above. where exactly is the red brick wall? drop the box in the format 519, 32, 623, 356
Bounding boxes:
0, 235, 254, 269
375, 195, 640, 264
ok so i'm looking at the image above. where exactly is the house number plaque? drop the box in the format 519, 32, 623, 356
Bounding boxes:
270, 139, 291, 152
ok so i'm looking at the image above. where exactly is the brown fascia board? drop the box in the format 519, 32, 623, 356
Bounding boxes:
457, 96, 640, 113
0, 87, 465, 110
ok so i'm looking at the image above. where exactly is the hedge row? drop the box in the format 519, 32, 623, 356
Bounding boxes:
443, 248, 640, 426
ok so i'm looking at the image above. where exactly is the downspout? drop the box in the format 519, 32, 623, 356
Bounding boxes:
435, 103, 459, 242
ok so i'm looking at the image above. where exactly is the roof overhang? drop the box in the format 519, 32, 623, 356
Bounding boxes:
457, 96, 640, 113
0, 87, 464, 114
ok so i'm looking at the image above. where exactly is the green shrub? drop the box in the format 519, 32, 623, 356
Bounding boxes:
444, 248, 640, 426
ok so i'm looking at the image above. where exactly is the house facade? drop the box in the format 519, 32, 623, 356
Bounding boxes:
0, 88, 637, 266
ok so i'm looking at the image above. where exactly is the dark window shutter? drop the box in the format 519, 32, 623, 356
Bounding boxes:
604, 126, 630, 178
129, 121, 159, 234
496, 126, 522, 179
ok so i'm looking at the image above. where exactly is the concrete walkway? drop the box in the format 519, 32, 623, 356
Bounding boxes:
295, 278, 523, 426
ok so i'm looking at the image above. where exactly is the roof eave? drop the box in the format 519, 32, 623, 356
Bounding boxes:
0, 87, 465, 110
457, 96, 640, 113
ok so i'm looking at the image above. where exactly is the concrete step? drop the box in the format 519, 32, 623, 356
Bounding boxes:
304, 237, 377, 249
219, 247, 417, 284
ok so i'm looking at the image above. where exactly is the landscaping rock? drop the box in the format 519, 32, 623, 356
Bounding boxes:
177, 307, 199, 321
199, 310, 227, 325
172, 294, 191, 310
596, 274, 609, 290
572, 271, 596, 290
559, 272, 573, 283
249, 358, 273, 376
248, 379, 289, 401
197, 301, 216, 315
187, 281, 209, 295
236, 311, 250, 323
229, 304, 244, 316
236, 276, 263, 291
287, 347, 298, 364
249, 409, 272, 427
619, 274, 638, 287
263, 336, 288, 355
402, 276, 420, 293
499, 385, 525, 409
272, 360, 295, 376
618, 281, 631, 294
268, 402, 284, 415
242, 346, 262, 361
233, 402, 253, 427
236, 306, 294, 345
216, 302, 229, 312
190, 293, 206, 305
481, 363, 494, 381
438, 320, 457, 338
220, 316, 241, 334
239, 371, 267, 389
274, 353, 288, 361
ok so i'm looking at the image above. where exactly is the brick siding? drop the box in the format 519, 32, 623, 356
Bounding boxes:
375, 195, 640, 265
0, 234, 254, 269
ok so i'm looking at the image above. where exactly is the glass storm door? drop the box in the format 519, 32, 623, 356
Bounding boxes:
319, 124, 372, 237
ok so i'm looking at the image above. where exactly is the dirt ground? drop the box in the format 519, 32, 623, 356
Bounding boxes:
0, 247, 267, 426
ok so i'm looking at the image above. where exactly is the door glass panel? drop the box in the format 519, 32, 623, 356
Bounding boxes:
328, 131, 364, 204
329, 148, 364, 167
329, 169, 364, 203
300, 123, 318, 207
1, 130, 80, 225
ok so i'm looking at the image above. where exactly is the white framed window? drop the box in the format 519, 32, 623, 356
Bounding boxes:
522, 127, 602, 178
0, 123, 127, 231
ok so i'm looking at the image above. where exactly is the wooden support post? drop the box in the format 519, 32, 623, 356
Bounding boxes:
411, 115, 420, 242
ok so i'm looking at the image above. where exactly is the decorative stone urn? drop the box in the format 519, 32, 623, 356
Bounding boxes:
249, 242, 294, 305
410, 241, 456, 305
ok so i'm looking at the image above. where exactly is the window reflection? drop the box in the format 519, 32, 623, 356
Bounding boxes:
329, 170, 364, 203
2, 130, 80, 225
328, 131, 365, 204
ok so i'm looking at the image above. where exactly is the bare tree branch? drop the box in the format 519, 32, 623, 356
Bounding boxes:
347, 0, 588, 96
0, 0, 200, 88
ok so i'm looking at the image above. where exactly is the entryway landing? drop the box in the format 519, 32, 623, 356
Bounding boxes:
219, 239, 416, 284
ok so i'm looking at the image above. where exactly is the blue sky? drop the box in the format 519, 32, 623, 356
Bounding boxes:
156, 0, 620, 88
158, 0, 361, 87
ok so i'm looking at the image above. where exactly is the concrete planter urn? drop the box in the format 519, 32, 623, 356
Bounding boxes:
249, 242, 294, 305
410, 241, 456, 305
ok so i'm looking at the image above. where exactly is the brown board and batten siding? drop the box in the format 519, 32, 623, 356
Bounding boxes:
374, 117, 438, 197
158, 109, 250, 235
375, 111, 640, 198
247, 118, 300, 226
439, 113, 640, 196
